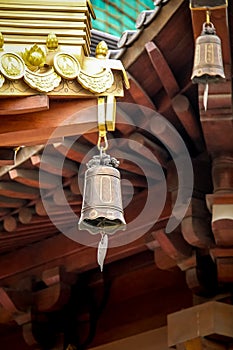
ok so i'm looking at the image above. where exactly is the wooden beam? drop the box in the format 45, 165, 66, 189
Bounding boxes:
168, 301, 233, 347
53, 189, 82, 206
0, 188, 172, 282
111, 147, 161, 180
0, 181, 39, 199
0, 145, 44, 177
171, 94, 205, 153
54, 139, 91, 163
127, 132, 169, 168
153, 246, 177, 270
31, 154, 78, 178
0, 148, 15, 166
69, 176, 81, 195
18, 207, 34, 224
0, 99, 97, 147
145, 42, 179, 99
34, 199, 80, 217
149, 117, 183, 155
0, 196, 26, 208
0, 233, 143, 283
9, 169, 60, 189
153, 228, 193, 262
34, 283, 70, 312
3, 215, 17, 232
126, 73, 157, 111
0, 95, 49, 115
116, 106, 137, 135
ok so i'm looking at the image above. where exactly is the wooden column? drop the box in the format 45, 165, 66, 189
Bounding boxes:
206, 155, 233, 283
167, 301, 233, 349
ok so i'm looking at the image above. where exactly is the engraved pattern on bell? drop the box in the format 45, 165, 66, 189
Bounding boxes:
78, 152, 126, 235
191, 22, 225, 84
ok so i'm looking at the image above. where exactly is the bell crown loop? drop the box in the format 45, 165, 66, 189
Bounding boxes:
87, 152, 120, 169
201, 21, 216, 35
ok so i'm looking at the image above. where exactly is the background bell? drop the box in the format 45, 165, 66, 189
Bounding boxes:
191, 21, 225, 84
78, 152, 126, 235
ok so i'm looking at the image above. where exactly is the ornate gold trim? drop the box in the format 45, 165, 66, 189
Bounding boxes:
0, 52, 25, 80
0, 74, 5, 88
24, 67, 61, 93
78, 68, 114, 94
54, 52, 80, 80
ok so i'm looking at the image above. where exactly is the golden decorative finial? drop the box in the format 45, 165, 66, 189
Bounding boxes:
46, 32, 59, 50
22, 44, 46, 69
95, 41, 108, 58
0, 32, 4, 50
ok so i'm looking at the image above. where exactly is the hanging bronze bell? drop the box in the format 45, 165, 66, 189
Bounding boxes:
191, 21, 225, 84
78, 152, 126, 235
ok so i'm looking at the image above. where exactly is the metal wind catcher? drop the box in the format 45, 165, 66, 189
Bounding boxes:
191, 10, 225, 110
78, 92, 127, 271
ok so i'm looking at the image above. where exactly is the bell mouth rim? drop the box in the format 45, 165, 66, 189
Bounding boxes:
78, 220, 127, 235
78, 208, 126, 235
191, 73, 226, 83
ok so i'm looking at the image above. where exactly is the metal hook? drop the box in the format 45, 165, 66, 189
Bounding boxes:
206, 9, 211, 24
97, 133, 108, 151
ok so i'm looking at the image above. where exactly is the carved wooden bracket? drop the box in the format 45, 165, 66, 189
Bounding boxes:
0, 266, 77, 348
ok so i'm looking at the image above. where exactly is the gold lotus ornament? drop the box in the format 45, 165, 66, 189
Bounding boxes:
22, 44, 46, 69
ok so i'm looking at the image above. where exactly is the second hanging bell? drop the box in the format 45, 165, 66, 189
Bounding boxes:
191, 20, 225, 84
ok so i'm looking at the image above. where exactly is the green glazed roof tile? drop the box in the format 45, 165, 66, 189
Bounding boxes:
91, 0, 154, 36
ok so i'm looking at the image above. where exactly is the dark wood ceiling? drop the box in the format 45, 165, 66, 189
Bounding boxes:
0, 0, 232, 349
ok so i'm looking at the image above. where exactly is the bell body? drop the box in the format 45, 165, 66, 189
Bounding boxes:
78, 154, 126, 235
191, 23, 225, 84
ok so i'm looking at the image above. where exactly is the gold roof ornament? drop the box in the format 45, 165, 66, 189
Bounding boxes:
0, 32, 4, 50
95, 41, 109, 58
0, 0, 129, 97
46, 33, 59, 51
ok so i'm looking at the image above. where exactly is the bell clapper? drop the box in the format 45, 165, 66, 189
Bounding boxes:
97, 229, 108, 271
203, 81, 209, 111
